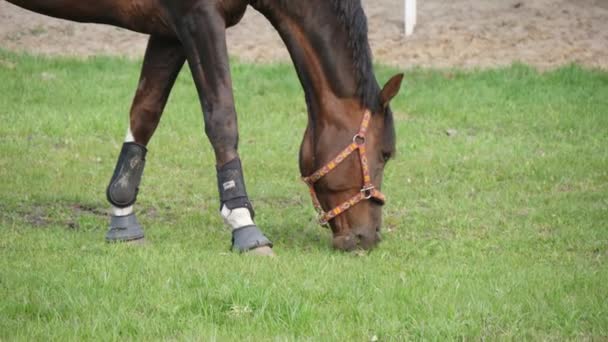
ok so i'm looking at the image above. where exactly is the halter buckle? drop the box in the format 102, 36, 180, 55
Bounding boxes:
361, 185, 375, 199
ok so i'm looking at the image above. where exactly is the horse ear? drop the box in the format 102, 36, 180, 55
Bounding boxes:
380, 73, 404, 108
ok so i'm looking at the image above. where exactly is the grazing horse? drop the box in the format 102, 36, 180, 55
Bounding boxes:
5, 0, 403, 253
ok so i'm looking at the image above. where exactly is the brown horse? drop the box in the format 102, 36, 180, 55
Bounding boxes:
6, 0, 403, 253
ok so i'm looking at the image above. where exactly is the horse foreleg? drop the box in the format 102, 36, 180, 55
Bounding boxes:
174, 4, 273, 254
105, 36, 185, 243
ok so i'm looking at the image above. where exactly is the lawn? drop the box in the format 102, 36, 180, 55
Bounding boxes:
0, 50, 607, 340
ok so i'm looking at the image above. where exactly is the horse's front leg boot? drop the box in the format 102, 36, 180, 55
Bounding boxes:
216, 157, 255, 217
216, 157, 273, 252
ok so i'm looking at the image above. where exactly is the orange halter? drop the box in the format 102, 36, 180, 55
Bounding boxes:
302, 110, 386, 225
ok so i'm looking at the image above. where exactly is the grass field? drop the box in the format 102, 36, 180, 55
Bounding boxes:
1, 50, 607, 340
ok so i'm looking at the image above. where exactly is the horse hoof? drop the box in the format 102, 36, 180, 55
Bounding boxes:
247, 246, 276, 257
125, 237, 146, 245
106, 236, 146, 246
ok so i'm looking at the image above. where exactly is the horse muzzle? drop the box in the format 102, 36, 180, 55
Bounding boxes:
332, 226, 381, 251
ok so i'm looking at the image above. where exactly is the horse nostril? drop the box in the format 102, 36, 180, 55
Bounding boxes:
355, 231, 380, 250
355, 233, 365, 247
333, 230, 381, 251
332, 234, 358, 251
375, 226, 382, 241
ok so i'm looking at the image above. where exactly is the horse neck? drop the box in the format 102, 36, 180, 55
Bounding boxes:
251, 1, 363, 128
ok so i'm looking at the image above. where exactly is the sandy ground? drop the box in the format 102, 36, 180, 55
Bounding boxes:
1, 0, 607, 69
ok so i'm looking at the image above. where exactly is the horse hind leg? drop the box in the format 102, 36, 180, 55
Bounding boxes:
105, 36, 185, 243
174, 5, 273, 255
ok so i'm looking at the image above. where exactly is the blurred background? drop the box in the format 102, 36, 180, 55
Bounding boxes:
1, 0, 607, 69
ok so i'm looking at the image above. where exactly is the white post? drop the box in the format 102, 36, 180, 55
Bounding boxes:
404, 0, 417, 36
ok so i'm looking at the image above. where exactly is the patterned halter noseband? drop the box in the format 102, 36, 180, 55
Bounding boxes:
302, 110, 386, 225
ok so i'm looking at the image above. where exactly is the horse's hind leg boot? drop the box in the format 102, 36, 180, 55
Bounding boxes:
106, 142, 147, 208
216, 157, 255, 218
106, 213, 144, 242
231, 225, 273, 253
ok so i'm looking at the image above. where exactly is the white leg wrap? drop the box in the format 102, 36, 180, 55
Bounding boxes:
221, 205, 254, 231
125, 127, 135, 143
112, 205, 134, 217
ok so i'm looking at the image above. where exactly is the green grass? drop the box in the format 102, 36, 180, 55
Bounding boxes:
0, 50, 607, 340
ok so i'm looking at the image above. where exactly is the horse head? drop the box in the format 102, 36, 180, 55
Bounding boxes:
299, 74, 403, 250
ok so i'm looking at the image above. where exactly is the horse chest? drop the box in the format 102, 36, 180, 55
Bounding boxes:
217, 0, 248, 27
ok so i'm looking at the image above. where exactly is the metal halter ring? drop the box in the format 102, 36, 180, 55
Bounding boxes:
353, 134, 366, 145
318, 216, 329, 226
361, 186, 375, 199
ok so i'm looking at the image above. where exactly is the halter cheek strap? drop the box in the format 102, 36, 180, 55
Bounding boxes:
302, 110, 386, 225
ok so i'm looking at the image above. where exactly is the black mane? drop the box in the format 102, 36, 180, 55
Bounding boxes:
252, 0, 397, 152
329, 0, 381, 113
264, 0, 382, 112
329, 1, 396, 153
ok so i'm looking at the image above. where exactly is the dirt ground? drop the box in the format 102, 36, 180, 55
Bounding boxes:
1, 0, 607, 69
